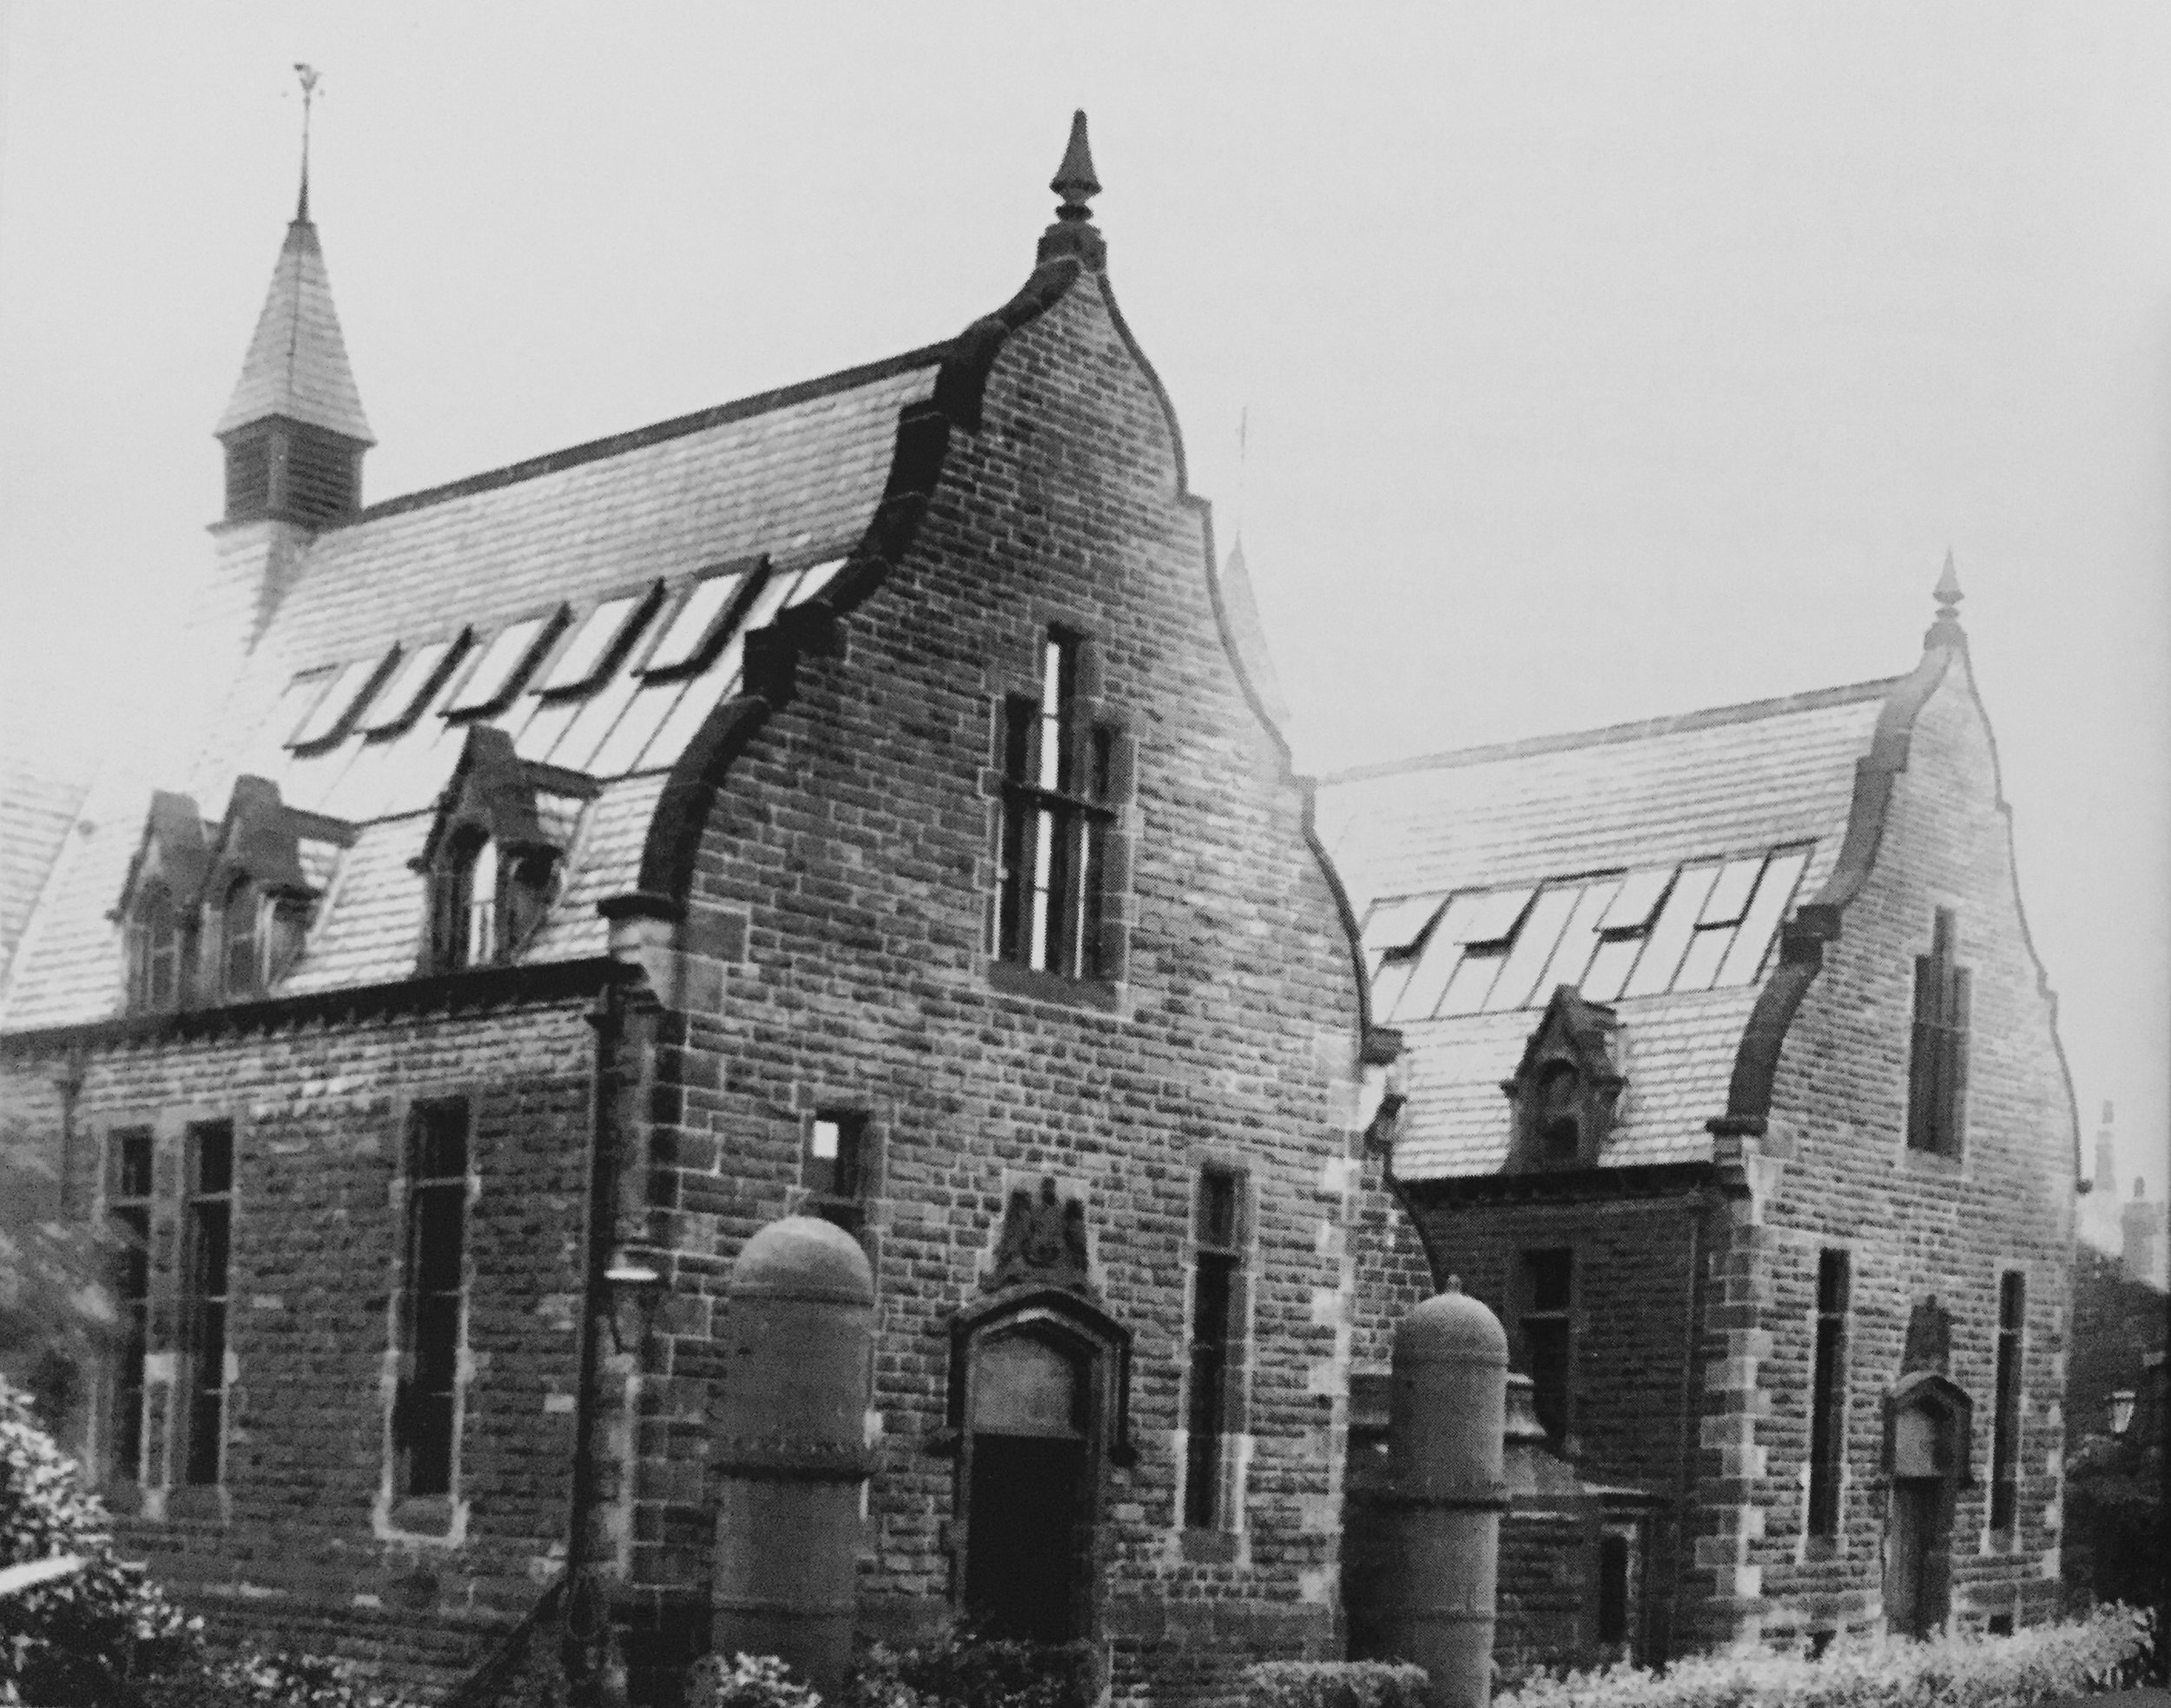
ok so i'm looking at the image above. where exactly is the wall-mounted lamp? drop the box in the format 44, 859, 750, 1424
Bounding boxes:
602, 1256, 664, 1355
2110, 1389, 2135, 1438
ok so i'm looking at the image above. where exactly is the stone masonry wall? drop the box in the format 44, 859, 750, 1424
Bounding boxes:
1686, 659, 2077, 1646
0, 994, 594, 1695
624, 271, 1372, 1705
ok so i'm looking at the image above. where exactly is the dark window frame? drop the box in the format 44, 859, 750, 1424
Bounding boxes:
179, 1120, 234, 1488
103, 1126, 155, 1485
1990, 1270, 2025, 1533
1516, 1246, 1575, 1448
1906, 908, 1971, 1157
1807, 1249, 1851, 1538
393, 1098, 470, 1507
1184, 1164, 1249, 1532
802, 1109, 872, 1236
125, 881, 188, 1014
996, 629, 1118, 985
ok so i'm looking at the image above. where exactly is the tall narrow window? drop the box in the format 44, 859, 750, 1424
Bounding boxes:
803, 1111, 868, 1236
1596, 1532, 1632, 1647
126, 884, 185, 1013
217, 877, 262, 999
1184, 1166, 1246, 1529
1519, 1249, 1574, 1447
998, 631, 1115, 980
1807, 1250, 1850, 1537
430, 832, 498, 972
105, 1128, 154, 1483
1906, 909, 1971, 1156
396, 1099, 469, 1501
1990, 1271, 2025, 1531
181, 1121, 233, 1487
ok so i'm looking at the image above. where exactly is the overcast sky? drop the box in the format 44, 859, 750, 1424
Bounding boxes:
1, 4, 2165, 1204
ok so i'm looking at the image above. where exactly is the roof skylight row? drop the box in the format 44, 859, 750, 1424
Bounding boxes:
1364, 845, 1812, 1024
280, 558, 845, 758
262, 557, 848, 821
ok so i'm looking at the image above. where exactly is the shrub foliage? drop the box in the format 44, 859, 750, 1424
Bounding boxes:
1490, 1604, 2152, 1708
1242, 1660, 1431, 1708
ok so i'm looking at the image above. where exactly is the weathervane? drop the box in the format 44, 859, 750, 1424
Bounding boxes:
295, 63, 321, 222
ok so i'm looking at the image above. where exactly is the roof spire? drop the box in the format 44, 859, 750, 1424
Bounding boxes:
1038, 110, 1106, 271
294, 63, 320, 224
1924, 548, 1966, 650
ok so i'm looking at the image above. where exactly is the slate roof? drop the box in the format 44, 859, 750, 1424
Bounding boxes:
215, 218, 374, 443
0, 343, 943, 1032
1316, 680, 1899, 1179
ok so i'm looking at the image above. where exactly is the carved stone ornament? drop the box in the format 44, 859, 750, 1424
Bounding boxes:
1501, 986, 1627, 1168
986, 1176, 1092, 1295
1902, 1294, 1953, 1376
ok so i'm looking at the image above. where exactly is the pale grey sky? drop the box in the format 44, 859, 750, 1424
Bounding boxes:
2, 3, 2165, 1202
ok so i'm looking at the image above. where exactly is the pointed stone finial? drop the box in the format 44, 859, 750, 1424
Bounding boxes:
1038, 111, 1106, 271
1924, 548, 1966, 650
1052, 110, 1100, 220
294, 64, 321, 223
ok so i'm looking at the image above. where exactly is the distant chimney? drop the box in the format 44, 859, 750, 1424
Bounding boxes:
2094, 1100, 2117, 1193
2122, 1177, 2161, 1284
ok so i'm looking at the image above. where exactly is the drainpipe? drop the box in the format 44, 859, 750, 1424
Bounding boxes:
566, 976, 651, 1708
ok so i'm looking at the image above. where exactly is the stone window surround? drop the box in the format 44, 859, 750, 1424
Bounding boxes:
373, 1088, 479, 1547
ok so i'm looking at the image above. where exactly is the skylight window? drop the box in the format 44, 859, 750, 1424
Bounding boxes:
360, 636, 465, 736
1675, 854, 1769, 989
1364, 847, 1814, 1017
535, 586, 660, 697
641, 566, 762, 679
1715, 847, 1810, 986
287, 648, 399, 750
1622, 861, 1719, 998
273, 669, 340, 747
1361, 894, 1448, 972
445, 609, 565, 717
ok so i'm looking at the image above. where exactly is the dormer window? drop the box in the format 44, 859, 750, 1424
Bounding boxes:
416, 726, 590, 976
215, 877, 261, 999
125, 883, 187, 1013
432, 831, 517, 971
1502, 986, 1627, 1169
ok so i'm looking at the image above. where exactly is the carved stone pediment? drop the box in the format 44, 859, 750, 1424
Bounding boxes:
1902, 1294, 1953, 1376
1501, 986, 1627, 1169
986, 1176, 1092, 1296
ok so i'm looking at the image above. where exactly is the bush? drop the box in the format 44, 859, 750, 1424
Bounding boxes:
132, 1650, 421, 1708
1242, 1661, 1430, 1708
0, 1378, 195, 1704
846, 1632, 1096, 1708
1490, 1603, 2153, 1708
684, 1653, 824, 1708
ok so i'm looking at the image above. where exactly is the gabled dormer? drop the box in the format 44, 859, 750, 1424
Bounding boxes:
200, 776, 353, 1001
114, 793, 213, 1014
414, 727, 594, 973
1501, 986, 1627, 1169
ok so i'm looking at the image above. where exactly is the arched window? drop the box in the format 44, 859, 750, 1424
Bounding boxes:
217, 876, 262, 999
126, 883, 185, 1012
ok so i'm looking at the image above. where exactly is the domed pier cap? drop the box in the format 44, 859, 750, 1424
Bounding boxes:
1398, 1275, 1508, 1365
729, 1214, 874, 1306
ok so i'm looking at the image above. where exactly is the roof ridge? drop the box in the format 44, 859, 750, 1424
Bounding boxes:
341, 341, 952, 529
1322, 676, 1904, 784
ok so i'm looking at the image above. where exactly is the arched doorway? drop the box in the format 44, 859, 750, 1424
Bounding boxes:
947, 1289, 1132, 1642
1883, 1372, 1974, 1638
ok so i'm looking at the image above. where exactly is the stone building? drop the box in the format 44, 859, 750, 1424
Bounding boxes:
0, 118, 1399, 1702
1323, 574, 2079, 1658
